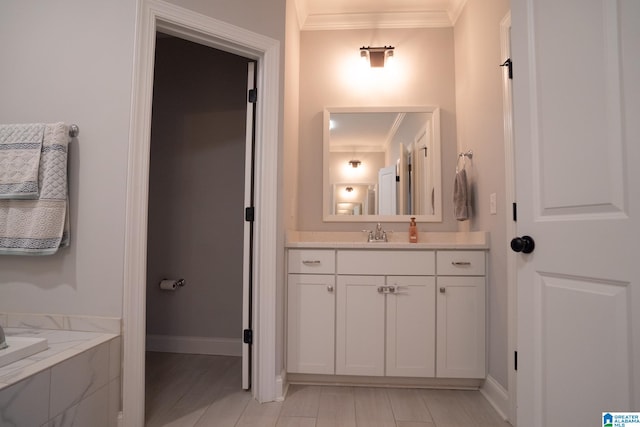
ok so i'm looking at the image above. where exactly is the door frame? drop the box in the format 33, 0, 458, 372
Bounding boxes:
122, 1, 280, 426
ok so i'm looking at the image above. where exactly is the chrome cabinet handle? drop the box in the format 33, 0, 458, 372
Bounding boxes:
302, 260, 321, 265
439, 287, 446, 293
388, 285, 396, 293
377, 286, 385, 293
327, 285, 334, 292
451, 261, 471, 266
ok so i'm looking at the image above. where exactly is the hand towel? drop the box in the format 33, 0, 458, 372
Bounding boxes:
0, 122, 70, 255
453, 168, 472, 221
0, 123, 45, 199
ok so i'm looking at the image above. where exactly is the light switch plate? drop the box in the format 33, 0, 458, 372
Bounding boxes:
490, 193, 497, 215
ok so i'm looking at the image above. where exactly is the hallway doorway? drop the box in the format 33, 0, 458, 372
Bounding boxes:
123, 3, 281, 424
144, 33, 254, 424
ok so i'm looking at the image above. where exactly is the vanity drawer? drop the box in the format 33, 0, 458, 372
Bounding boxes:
437, 251, 485, 276
337, 250, 435, 275
288, 250, 336, 274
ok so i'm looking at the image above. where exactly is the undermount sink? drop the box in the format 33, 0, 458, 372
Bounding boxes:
0, 337, 48, 368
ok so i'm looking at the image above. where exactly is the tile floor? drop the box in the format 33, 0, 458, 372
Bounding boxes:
145, 352, 512, 427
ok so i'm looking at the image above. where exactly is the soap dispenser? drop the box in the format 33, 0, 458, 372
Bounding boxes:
409, 217, 418, 243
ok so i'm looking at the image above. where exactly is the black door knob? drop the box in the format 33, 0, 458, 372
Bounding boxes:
510, 236, 535, 254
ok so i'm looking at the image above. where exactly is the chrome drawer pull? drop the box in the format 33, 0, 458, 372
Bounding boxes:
327, 285, 334, 292
440, 287, 446, 293
302, 260, 321, 265
451, 261, 471, 266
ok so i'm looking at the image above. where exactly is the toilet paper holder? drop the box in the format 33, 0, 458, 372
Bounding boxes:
159, 278, 186, 290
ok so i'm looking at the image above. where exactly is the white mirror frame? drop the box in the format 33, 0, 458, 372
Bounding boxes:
323, 106, 442, 223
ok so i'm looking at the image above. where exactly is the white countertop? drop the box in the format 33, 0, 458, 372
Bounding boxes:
286, 231, 489, 249
0, 328, 118, 390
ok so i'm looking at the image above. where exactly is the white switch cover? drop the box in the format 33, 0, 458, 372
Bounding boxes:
490, 193, 497, 215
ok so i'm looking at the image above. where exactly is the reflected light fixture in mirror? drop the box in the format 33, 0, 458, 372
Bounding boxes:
360, 46, 395, 68
348, 159, 361, 168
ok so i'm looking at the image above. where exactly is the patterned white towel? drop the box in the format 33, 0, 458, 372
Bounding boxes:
0, 122, 70, 255
0, 123, 45, 199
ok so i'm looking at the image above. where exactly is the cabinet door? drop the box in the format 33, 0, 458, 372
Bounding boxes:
386, 276, 436, 377
436, 276, 486, 378
287, 274, 335, 374
336, 275, 385, 376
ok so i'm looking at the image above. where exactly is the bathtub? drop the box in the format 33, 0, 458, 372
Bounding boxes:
0, 315, 121, 426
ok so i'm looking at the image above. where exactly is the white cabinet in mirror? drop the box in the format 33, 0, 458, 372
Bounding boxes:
323, 106, 442, 222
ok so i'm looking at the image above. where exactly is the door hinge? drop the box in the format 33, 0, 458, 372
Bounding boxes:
245, 207, 255, 222
512, 202, 517, 222
501, 58, 513, 79
243, 329, 253, 344
248, 88, 257, 103
514, 351, 518, 371
396, 175, 400, 182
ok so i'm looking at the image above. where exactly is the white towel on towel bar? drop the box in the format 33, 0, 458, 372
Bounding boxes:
0, 122, 70, 255
0, 123, 45, 199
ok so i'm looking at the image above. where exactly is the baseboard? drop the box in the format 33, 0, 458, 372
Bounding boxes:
275, 369, 287, 402
146, 334, 242, 356
480, 375, 509, 421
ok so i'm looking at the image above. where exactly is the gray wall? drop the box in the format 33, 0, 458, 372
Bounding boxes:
145, 36, 249, 339
0, 0, 287, 380
454, 0, 511, 388
0, 0, 136, 316
297, 28, 459, 232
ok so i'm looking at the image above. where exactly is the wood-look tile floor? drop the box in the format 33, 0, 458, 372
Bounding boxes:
145, 352, 512, 427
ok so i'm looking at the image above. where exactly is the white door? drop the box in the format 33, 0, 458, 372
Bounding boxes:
336, 275, 386, 376
512, 1, 640, 425
242, 61, 256, 390
386, 276, 436, 377
378, 164, 397, 215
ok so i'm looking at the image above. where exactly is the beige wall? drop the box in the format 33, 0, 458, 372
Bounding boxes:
454, 0, 511, 388
146, 36, 249, 340
282, 0, 302, 377
297, 28, 459, 232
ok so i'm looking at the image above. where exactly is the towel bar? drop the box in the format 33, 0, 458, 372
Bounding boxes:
69, 124, 79, 137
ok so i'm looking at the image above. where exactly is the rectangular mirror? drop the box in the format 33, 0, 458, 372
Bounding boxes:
323, 106, 442, 222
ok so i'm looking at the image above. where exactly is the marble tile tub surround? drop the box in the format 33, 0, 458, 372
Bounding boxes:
286, 230, 489, 249
0, 312, 121, 334
0, 330, 121, 427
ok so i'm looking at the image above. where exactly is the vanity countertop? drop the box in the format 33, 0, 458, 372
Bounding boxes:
286, 231, 489, 249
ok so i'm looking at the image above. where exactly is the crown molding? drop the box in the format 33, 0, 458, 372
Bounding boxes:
448, 0, 469, 25
301, 10, 453, 31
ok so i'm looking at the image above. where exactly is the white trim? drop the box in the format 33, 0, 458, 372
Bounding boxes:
301, 11, 452, 31
480, 375, 510, 421
122, 1, 280, 425
145, 335, 242, 356
500, 10, 518, 426
275, 370, 287, 402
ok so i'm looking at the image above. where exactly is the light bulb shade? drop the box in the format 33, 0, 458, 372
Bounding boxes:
359, 46, 395, 68
348, 159, 362, 168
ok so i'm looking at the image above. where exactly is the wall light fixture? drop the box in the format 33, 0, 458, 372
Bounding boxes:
348, 159, 362, 168
360, 46, 395, 68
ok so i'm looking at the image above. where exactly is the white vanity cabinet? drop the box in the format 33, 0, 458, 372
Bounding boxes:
335, 250, 436, 377
436, 251, 486, 378
287, 250, 336, 374
285, 237, 488, 383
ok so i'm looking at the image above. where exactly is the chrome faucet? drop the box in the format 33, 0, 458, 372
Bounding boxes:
365, 223, 388, 242
0, 325, 7, 350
